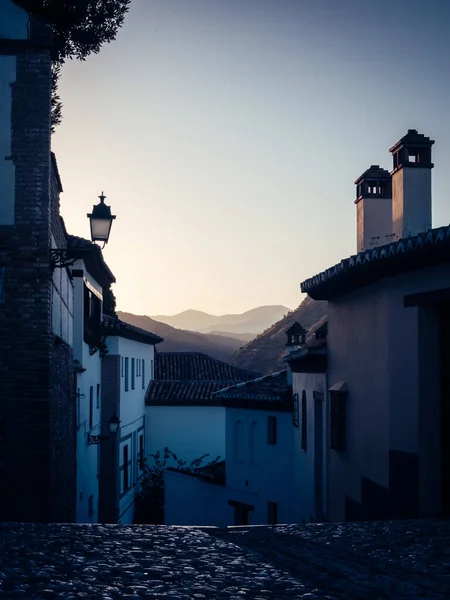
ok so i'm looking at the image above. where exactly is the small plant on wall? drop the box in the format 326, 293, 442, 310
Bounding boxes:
133, 447, 222, 525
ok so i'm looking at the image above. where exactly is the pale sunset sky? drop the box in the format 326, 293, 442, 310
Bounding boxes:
52, 0, 450, 316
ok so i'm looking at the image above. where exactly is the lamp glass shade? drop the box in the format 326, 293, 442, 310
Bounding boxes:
90, 217, 113, 243
108, 413, 120, 434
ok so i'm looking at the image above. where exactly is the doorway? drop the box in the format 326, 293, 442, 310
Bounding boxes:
228, 499, 253, 525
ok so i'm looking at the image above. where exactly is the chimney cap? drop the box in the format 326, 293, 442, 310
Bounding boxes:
286, 322, 307, 336
354, 165, 391, 186
389, 129, 435, 154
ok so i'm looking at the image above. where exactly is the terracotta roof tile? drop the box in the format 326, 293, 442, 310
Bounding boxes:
215, 371, 292, 410
146, 352, 259, 406
103, 315, 163, 346
155, 352, 257, 382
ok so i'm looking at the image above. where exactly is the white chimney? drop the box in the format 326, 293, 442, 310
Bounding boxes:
355, 165, 392, 252
390, 129, 434, 240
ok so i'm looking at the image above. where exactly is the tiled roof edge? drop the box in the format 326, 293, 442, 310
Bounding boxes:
301, 225, 450, 299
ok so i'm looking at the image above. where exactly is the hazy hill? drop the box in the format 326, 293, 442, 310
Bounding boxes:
117, 311, 243, 362
151, 305, 291, 335
229, 297, 328, 375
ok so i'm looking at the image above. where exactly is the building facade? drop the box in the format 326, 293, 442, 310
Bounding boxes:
302, 129, 450, 521
145, 352, 258, 467
284, 320, 328, 523
99, 317, 162, 524
71, 238, 116, 523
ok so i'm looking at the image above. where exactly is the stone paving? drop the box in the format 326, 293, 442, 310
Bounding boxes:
0, 520, 448, 599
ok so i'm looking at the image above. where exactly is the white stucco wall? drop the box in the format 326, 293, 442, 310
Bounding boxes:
0, 0, 30, 39
73, 261, 103, 523
327, 262, 450, 520
164, 470, 228, 526
292, 372, 327, 522
225, 408, 296, 525
356, 196, 392, 252
75, 351, 102, 523
146, 405, 226, 467
105, 335, 155, 524
392, 167, 432, 240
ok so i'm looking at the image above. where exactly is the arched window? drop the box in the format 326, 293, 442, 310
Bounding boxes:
249, 420, 259, 465
234, 419, 245, 462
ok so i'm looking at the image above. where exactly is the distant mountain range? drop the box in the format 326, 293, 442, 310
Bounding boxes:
150, 305, 291, 335
117, 312, 245, 363
118, 300, 326, 374
229, 297, 328, 375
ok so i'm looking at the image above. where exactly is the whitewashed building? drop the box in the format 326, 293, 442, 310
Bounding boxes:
69, 237, 116, 523
301, 129, 450, 521
99, 318, 162, 524
164, 325, 329, 527
145, 352, 257, 467
283, 320, 328, 523
164, 369, 301, 526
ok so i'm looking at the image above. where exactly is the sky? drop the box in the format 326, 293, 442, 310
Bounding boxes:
52, 0, 450, 316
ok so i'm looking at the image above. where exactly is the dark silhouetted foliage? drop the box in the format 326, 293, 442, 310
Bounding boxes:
20, 0, 130, 129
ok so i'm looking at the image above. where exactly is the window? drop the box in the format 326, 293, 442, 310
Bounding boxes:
123, 444, 130, 491
330, 391, 347, 451
121, 357, 124, 377
83, 284, 101, 345
234, 420, 245, 462
138, 433, 145, 471
89, 386, 93, 430
124, 357, 129, 391
96, 384, 100, 410
267, 501, 278, 525
131, 358, 135, 390
88, 494, 94, 518
267, 416, 277, 445
137, 358, 140, 377
293, 393, 299, 428
301, 390, 307, 451
142, 359, 145, 389
249, 420, 258, 465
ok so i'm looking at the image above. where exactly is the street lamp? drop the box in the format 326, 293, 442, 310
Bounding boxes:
50, 192, 116, 270
87, 192, 116, 246
88, 412, 120, 445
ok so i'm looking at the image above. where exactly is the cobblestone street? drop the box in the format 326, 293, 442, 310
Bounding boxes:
0, 520, 449, 599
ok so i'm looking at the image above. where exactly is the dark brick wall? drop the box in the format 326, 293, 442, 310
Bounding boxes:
99, 354, 120, 523
49, 337, 76, 522
0, 17, 75, 522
